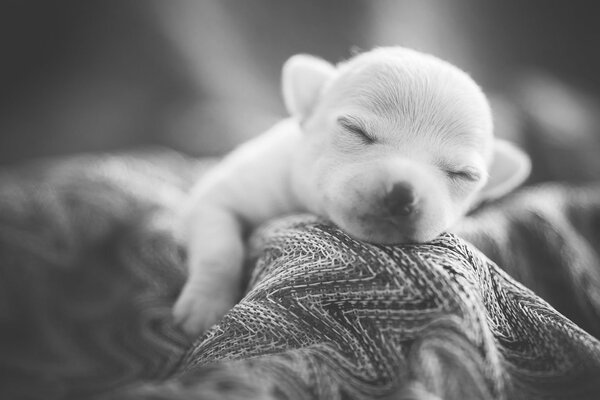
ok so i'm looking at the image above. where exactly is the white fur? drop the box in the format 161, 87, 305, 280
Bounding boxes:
173, 47, 531, 336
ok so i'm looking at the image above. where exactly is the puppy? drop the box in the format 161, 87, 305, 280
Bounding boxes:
174, 47, 531, 336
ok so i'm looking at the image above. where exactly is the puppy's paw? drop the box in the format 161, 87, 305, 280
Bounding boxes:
173, 282, 234, 338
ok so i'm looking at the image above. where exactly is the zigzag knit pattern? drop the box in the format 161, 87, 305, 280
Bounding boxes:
177, 217, 600, 400
1, 152, 600, 400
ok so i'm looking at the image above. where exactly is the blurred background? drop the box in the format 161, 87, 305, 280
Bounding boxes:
2, 0, 600, 182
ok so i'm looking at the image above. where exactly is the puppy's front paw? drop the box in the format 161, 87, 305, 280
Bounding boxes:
173, 282, 233, 338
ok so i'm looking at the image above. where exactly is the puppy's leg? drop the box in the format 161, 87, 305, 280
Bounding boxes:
173, 204, 245, 337
174, 119, 303, 336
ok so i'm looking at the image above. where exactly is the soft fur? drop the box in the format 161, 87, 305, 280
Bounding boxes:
174, 47, 531, 336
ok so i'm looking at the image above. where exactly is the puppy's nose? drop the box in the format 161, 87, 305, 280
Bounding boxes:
385, 182, 417, 216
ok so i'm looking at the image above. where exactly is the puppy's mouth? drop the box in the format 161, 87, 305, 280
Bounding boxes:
323, 176, 446, 245
339, 212, 423, 245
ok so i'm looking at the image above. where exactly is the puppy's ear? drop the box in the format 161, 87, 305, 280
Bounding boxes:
282, 54, 336, 120
479, 139, 531, 200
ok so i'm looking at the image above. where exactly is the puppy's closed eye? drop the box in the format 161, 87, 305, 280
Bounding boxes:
444, 167, 483, 183
337, 116, 376, 144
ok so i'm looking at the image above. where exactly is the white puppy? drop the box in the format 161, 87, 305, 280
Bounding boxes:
174, 47, 531, 336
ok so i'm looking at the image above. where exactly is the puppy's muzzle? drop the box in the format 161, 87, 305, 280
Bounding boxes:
384, 182, 418, 217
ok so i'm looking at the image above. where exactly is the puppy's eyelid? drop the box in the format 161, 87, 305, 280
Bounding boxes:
443, 165, 484, 182
337, 116, 376, 144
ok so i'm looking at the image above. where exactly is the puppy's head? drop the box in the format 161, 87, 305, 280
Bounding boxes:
283, 47, 530, 244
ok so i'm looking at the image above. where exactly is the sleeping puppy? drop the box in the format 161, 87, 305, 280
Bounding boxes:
174, 47, 531, 336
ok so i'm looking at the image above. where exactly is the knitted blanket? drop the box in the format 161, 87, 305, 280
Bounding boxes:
1, 150, 600, 400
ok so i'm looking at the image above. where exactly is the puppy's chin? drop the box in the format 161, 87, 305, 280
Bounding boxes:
329, 214, 445, 245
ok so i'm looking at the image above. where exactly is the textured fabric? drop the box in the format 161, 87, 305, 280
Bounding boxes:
1, 151, 600, 400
